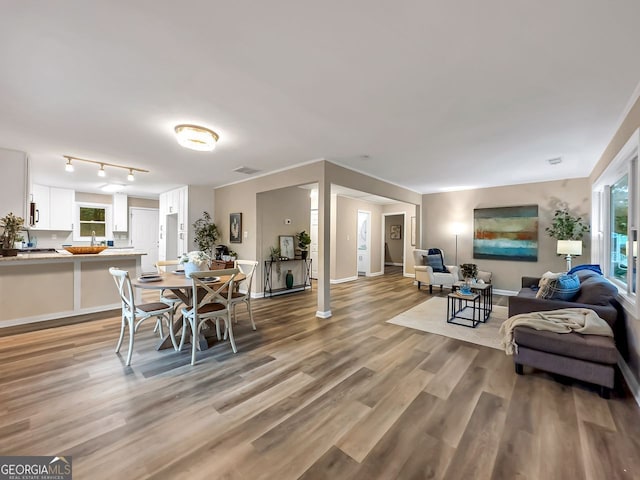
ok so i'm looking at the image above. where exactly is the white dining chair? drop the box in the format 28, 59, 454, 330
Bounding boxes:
109, 267, 179, 366
230, 260, 258, 330
180, 268, 238, 365
155, 260, 184, 328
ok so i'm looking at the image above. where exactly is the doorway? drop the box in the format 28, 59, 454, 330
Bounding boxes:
383, 213, 405, 276
357, 210, 371, 276
130, 207, 159, 272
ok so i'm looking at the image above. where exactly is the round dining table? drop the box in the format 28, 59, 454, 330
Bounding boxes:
131, 271, 245, 351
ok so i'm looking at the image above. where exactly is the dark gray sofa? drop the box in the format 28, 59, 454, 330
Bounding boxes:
507, 272, 621, 398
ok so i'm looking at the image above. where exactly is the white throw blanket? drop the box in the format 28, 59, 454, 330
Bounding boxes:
499, 308, 613, 355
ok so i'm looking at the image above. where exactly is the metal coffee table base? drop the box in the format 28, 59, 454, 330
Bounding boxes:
447, 292, 481, 328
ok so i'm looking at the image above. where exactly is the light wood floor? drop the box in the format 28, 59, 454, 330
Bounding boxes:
0, 267, 639, 479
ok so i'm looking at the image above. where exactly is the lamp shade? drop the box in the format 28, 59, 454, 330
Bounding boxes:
557, 240, 582, 256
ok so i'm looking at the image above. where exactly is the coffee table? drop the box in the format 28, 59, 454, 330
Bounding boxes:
447, 291, 482, 328
452, 281, 493, 321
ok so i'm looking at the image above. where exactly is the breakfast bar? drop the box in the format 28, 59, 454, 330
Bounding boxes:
0, 250, 145, 328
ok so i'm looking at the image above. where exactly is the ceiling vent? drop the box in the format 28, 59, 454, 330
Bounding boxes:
233, 166, 260, 175
547, 157, 562, 165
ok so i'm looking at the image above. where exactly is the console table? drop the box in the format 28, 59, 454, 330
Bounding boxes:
263, 258, 312, 297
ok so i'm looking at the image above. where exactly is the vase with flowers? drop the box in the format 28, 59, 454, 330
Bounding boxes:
179, 250, 211, 278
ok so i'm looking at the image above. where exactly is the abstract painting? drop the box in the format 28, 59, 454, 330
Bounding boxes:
473, 205, 538, 261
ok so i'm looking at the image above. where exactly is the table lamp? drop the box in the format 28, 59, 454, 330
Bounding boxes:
557, 240, 582, 271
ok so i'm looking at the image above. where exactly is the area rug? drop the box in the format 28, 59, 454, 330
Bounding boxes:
386, 297, 508, 350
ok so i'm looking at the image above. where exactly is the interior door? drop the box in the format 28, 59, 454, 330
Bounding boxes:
130, 208, 159, 272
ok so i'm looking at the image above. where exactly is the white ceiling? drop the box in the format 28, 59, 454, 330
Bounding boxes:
1, 1, 639, 198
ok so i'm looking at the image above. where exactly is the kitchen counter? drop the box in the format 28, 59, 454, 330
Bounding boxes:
0, 249, 145, 262
0, 250, 146, 327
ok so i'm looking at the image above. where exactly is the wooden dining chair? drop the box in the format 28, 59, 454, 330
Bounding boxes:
180, 268, 238, 365
109, 267, 179, 366
230, 260, 258, 330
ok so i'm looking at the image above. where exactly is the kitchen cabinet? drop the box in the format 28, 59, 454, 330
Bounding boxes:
30, 185, 74, 231
158, 186, 212, 261
112, 193, 128, 232
0, 148, 28, 220
30, 184, 50, 230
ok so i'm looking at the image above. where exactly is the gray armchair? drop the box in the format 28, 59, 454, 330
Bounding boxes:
412, 248, 459, 293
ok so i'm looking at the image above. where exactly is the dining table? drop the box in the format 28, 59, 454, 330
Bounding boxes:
130, 270, 246, 351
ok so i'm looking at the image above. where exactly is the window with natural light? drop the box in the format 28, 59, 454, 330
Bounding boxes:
593, 128, 639, 311
610, 174, 628, 287
74, 202, 112, 241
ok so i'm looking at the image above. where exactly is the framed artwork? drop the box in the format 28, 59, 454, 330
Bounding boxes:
230, 213, 242, 243
279, 235, 295, 259
473, 205, 538, 261
390, 225, 402, 240
410, 216, 416, 246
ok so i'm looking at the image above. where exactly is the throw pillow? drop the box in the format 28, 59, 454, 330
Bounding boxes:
574, 276, 618, 305
568, 264, 603, 276
536, 271, 563, 298
423, 254, 449, 273
542, 273, 580, 301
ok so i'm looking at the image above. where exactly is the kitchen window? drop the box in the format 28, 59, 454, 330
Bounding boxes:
73, 202, 112, 241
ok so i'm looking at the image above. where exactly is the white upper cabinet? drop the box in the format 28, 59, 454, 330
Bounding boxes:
0, 148, 28, 220
49, 187, 74, 230
30, 184, 50, 230
112, 193, 128, 232
30, 184, 73, 231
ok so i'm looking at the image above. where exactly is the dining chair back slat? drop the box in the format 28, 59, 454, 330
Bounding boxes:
181, 268, 239, 365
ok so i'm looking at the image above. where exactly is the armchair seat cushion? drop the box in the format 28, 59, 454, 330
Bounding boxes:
514, 326, 617, 365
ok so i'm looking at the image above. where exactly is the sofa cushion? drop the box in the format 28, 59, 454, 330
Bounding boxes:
514, 326, 617, 365
574, 276, 618, 306
423, 254, 448, 273
540, 273, 580, 301
575, 269, 601, 282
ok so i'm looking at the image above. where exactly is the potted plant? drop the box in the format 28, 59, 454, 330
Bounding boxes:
0, 212, 25, 256
228, 250, 238, 261
193, 211, 220, 259
268, 245, 282, 279
296, 230, 311, 259
545, 209, 590, 241
459, 263, 478, 282
179, 250, 211, 278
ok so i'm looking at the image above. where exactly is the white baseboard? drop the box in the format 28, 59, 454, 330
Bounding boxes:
385, 262, 403, 266
493, 288, 518, 296
330, 276, 359, 284
618, 353, 640, 407
316, 310, 332, 318
404, 273, 415, 278
368, 271, 383, 277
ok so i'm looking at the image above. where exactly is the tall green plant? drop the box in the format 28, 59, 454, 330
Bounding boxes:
192, 211, 219, 258
545, 209, 590, 240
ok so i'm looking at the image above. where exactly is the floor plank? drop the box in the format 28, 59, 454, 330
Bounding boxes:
0, 266, 638, 479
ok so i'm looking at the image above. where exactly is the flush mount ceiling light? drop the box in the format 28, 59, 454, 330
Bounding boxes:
174, 124, 219, 151
100, 184, 126, 193
63, 155, 148, 180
